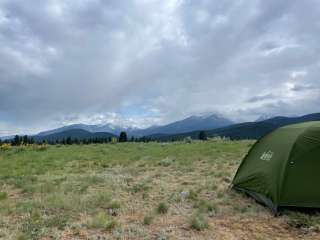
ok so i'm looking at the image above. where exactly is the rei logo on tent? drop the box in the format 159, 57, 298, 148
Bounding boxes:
260, 151, 274, 161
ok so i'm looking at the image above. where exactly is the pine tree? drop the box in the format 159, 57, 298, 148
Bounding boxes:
119, 132, 128, 142
13, 135, 20, 146
23, 135, 28, 145
199, 131, 207, 141
66, 137, 72, 145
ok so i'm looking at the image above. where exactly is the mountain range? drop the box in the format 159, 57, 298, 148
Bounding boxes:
37, 123, 129, 136
149, 112, 320, 141
2, 112, 320, 142
36, 113, 233, 138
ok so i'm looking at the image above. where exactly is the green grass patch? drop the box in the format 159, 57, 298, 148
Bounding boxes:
156, 202, 169, 214
0, 192, 7, 201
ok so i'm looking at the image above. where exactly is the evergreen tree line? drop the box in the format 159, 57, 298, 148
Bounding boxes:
0, 131, 152, 145
1, 135, 36, 146
0, 131, 208, 146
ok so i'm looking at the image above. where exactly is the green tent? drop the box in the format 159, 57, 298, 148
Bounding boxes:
232, 121, 320, 213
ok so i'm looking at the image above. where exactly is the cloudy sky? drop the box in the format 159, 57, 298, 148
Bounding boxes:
0, 0, 320, 136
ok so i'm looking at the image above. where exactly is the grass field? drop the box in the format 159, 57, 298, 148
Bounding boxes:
0, 140, 320, 240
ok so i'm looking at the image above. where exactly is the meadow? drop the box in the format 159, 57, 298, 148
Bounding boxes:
0, 140, 320, 240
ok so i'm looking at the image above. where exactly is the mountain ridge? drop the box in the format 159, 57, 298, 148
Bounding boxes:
2, 112, 320, 142
35, 113, 233, 138
148, 112, 320, 141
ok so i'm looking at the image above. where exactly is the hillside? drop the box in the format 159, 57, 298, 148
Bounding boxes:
37, 124, 127, 136
0, 141, 318, 239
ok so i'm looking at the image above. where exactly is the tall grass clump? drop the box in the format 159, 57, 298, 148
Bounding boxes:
189, 212, 209, 231
156, 202, 169, 214
88, 212, 117, 231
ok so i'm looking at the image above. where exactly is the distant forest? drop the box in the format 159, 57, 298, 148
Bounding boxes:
0, 131, 209, 146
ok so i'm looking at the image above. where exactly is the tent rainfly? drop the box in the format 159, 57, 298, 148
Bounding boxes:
232, 121, 320, 213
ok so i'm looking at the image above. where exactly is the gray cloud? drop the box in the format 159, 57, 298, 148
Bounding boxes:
0, 0, 320, 135
290, 84, 315, 92
247, 94, 276, 103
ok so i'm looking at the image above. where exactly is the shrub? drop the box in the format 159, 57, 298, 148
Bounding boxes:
184, 136, 193, 143
0, 143, 12, 151
189, 213, 209, 231
199, 131, 207, 141
156, 202, 169, 214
